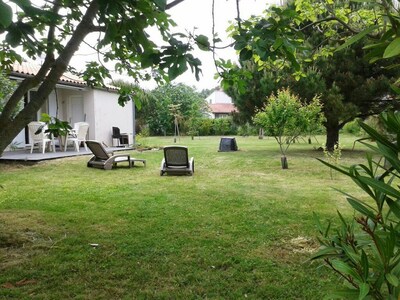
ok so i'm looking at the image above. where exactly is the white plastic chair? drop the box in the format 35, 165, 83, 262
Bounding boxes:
64, 122, 89, 152
28, 121, 56, 154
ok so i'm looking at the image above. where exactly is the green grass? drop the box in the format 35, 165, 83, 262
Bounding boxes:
0, 135, 372, 299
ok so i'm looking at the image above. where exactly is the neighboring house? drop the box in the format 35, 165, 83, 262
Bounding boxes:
7, 62, 135, 150
205, 88, 238, 119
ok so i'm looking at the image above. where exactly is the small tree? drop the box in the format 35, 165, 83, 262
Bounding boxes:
213, 117, 235, 135
143, 84, 206, 135
168, 103, 182, 143
253, 88, 323, 169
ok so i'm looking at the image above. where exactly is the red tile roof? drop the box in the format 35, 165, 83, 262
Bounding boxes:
11, 62, 86, 87
10, 62, 118, 91
208, 103, 238, 114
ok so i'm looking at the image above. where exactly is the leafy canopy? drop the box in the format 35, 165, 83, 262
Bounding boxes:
219, 0, 400, 92
139, 83, 207, 135
253, 88, 323, 158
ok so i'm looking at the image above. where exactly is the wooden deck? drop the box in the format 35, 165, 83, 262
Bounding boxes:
0, 146, 133, 162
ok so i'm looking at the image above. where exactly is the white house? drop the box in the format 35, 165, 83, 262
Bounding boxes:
8, 62, 135, 150
205, 88, 238, 119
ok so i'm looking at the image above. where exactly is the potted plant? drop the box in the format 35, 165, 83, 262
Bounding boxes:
37, 113, 72, 149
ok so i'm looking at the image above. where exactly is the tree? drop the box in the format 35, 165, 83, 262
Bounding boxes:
0, 0, 206, 156
253, 88, 323, 169
223, 61, 278, 123
221, 1, 400, 150
220, 0, 397, 80
141, 83, 207, 135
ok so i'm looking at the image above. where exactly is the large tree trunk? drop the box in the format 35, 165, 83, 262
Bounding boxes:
325, 119, 340, 151
0, 1, 99, 156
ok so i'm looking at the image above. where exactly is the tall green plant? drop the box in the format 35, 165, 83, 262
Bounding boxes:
313, 111, 400, 299
253, 88, 323, 169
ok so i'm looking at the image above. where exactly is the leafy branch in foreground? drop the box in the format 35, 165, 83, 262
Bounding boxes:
312, 111, 400, 299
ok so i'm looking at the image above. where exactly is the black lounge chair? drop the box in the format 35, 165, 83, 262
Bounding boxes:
160, 146, 194, 176
85, 140, 131, 170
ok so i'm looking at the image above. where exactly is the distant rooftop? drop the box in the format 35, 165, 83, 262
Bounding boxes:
208, 103, 238, 114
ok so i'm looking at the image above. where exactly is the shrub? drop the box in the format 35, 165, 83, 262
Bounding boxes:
237, 122, 257, 136
342, 118, 362, 135
313, 111, 400, 299
198, 118, 214, 136
213, 117, 236, 135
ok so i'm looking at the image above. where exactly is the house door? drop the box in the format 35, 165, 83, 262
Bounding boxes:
68, 95, 85, 125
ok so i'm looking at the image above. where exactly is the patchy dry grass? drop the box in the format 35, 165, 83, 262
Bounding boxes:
0, 135, 372, 299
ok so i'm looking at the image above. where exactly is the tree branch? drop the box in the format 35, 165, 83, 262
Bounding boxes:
299, 15, 380, 40
166, 0, 186, 10
7, 0, 100, 127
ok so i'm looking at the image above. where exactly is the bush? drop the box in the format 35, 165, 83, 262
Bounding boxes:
237, 122, 257, 136
342, 118, 362, 135
313, 111, 400, 299
198, 118, 214, 136
213, 117, 237, 135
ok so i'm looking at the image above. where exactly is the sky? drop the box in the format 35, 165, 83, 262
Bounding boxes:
68, 0, 279, 91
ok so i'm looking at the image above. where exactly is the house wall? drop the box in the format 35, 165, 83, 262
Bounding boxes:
6, 86, 135, 150
58, 87, 134, 146
90, 89, 134, 146
206, 90, 233, 105
57, 88, 86, 123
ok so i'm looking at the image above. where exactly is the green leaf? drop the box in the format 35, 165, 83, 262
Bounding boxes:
239, 48, 253, 61
195, 35, 210, 51
361, 251, 369, 281
336, 25, 379, 52
387, 198, 400, 219
313, 212, 323, 234
332, 260, 362, 281
0, 1, 12, 28
347, 198, 376, 219
383, 37, 400, 59
317, 158, 350, 176
358, 283, 369, 300
359, 122, 397, 153
310, 246, 338, 260
153, 0, 166, 11
386, 273, 399, 287
358, 176, 400, 200
272, 38, 284, 51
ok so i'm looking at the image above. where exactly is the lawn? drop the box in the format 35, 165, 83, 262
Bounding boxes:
0, 135, 372, 299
